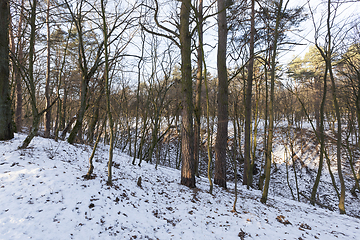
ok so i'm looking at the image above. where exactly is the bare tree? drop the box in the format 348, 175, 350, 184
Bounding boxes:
309, 0, 347, 214
65, 0, 104, 144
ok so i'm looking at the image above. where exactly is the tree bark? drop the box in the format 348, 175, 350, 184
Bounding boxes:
44, 0, 51, 138
244, 0, 255, 187
311, 63, 327, 204
261, 0, 283, 204
11, 0, 24, 133
0, 0, 13, 140
194, 0, 203, 177
180, 0, 196, 188
329, 64, 345, 214
100, 0, 115, 185
20, 0, 40, 149
214, 0, 228, 189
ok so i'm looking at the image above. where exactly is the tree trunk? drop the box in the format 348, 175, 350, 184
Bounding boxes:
12, 0, 24, 133
214, 0, 228, 189
311, 63, 327, 204
180, 0, 195, 188
67, 71, 88, 143
85, 117, 106, 179
0, 0, 13, 140
261, 0, 283, 204
329, 64, 345, 214
313, 0, 346, 214
132, 30, 145, 165
231, 104, 238, 212
244, 0, 255, 188
44, 0, 51, 138
20, 0, 39, 149
87, 86, 104, 143
259, 55, 269, 190
194, 0, 203, 178
100, 0, 114, 185
314, 77, 321, 132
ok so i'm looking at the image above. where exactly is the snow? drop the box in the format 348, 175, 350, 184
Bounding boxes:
1, 134, 360, 239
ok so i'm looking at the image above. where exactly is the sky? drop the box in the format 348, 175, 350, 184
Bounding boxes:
280, 0, 360, 65
204, 0, 360, 73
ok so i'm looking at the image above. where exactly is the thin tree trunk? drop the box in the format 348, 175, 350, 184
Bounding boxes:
329, 65, 345, 214
231, 104, 238, 212
244, 0, 255, 188
13, 0, 24, 133
44, 0, 51, 138
261, 0, 283, 204
311, 63, 328, 204
313, 0, 345, 214
100, 0, 114, 185
62, 86, 67, 129
85, 117, 106, 179
259, 57, 268, 190
132, 30, 145, 165
194, 0, 203, 177
20, 0, 39, 149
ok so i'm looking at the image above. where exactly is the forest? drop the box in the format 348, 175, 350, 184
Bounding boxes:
1, 0, 360, 226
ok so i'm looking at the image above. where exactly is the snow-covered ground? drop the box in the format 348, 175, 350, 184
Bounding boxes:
1, 134, 359, 239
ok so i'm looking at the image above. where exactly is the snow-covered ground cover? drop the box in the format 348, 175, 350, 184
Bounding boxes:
1, 134, 360, 239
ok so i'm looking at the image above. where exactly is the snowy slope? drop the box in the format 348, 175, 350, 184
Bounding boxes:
0, 134, 359, 239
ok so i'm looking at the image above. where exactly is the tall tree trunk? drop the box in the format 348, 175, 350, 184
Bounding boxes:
101, 0, 114, 185
311, 63, 327, 204
44, 0, 51, 138
12, 0, 25, 132
313, 0, 346, 214
214, 0, 228, 189
329, 64, 345, 214
180, 0, 196, 188
261, 0, 283, 204
132, 30, 145, 165
259, 57, 268, 190
20, 0, 40, 149
244, 0, 255, 188
194, 0, 203, 177
0, 0, 13, 140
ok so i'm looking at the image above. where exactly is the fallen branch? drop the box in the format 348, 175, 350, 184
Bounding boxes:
299, 191, 333, 211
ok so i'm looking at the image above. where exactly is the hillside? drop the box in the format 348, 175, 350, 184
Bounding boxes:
0, 134, 359, 239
